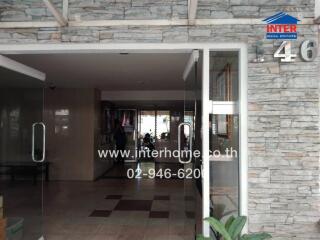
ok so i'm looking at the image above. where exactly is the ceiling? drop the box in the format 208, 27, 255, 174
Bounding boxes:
0, 67, 44, 88
5, 53, 190, 90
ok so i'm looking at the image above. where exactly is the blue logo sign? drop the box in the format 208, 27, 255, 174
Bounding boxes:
263, 12, 300, 39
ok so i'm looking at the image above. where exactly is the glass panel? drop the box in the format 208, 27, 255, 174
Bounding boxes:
0, 67, 44, 240
155, 110, 170, 141
209, 51, 240, 222
210, 53, 239, 102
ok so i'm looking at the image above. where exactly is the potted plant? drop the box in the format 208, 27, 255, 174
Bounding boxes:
197, 216, 272, 240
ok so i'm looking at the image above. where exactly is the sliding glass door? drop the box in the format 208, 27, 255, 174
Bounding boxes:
0, 64, 45, 239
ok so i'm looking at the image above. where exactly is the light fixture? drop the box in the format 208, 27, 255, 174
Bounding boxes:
253, 41, 265, 63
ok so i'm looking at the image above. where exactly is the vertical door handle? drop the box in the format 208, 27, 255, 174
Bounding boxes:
32, 122, 46, 163
178, 122, 193, 163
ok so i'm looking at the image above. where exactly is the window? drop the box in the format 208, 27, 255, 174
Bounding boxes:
156, 111, 170, 141
139, 110, 156, 139
138, 110, 171, 142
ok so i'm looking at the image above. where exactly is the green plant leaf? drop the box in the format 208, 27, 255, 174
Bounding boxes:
225, 215, 235, 231
240, 232, 272, 240
228, 216, 247, 239
196, 234, 211, 240
204, 217, 232, 240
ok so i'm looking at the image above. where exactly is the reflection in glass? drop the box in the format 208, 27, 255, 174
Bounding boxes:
54, 109, 70, 136
9, 108, 20, 138
210, 52, 238, 102
184, 111, 194, 139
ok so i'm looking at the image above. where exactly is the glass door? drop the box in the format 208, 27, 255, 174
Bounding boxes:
181, 50, 203, 236
0, 56, 45, 240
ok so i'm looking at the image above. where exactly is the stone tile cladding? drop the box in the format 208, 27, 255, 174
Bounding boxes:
0, 0, 315, 21
0, 1, 319, 238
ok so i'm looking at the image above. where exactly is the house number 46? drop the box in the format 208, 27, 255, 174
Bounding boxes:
274, 40, 318, 62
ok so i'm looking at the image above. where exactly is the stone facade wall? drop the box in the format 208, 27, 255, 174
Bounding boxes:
0, 1, 319, 240
0, 0, 61, 21
197, 0, 315, 19
0, 0, 315, 21
0, 24, 319, 240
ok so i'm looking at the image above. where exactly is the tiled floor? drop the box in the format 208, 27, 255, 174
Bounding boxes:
3, 178, 197, 240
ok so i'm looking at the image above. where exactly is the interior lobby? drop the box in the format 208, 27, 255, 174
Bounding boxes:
0, 51, 239, 240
